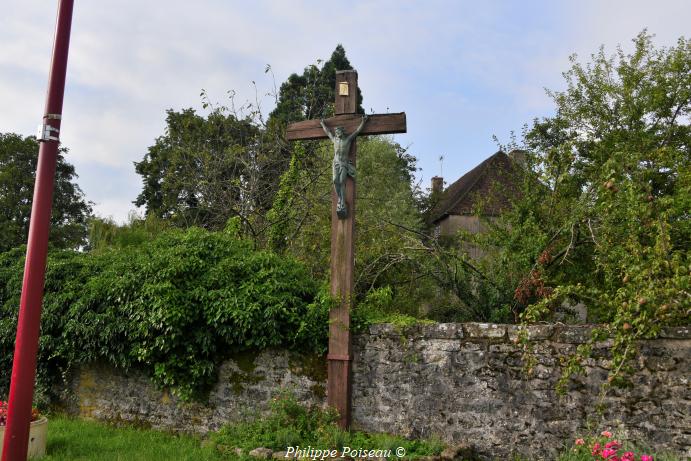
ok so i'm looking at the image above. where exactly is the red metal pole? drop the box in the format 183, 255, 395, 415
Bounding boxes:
2, 1, 74, 460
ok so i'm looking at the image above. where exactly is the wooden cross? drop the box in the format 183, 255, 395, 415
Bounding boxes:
286, 70, 406, 428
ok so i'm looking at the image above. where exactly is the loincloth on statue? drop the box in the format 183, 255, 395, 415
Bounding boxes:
333, 159, 356, 178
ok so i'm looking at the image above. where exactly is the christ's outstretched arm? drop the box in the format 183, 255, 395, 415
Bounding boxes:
346, 115, 368, 143
320, 119, 335, 141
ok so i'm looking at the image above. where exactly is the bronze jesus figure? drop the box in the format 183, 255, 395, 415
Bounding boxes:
320, 115, 368, 219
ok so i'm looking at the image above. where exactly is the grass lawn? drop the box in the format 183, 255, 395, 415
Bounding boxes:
34, 412, 684, 461
43, 415, 223, 461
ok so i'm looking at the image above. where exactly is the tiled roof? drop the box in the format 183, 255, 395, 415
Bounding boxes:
429, 150, 524, 223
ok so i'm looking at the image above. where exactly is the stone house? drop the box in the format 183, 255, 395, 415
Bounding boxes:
428, 150, 526, 258
428, 150, 587, 322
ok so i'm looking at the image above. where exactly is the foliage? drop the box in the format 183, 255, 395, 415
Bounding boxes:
133, 45, 362, 243
133, 108, 276, 235
266, 142, 306, 253
211, 392, 445, 458
354, 139, 424, 295
268, 44, 363, 127
0, 132, 92, 252
86, 213, 169, 252
409, 233, 517, 323
465, 32, 690, 388
268, 136, 431, 315
0, 228, 326, 401
351, 286, 435, 332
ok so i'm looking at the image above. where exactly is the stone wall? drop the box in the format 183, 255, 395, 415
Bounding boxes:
352, 323, 689, 459
65, 350, 327, 433
63, 323, 690, 459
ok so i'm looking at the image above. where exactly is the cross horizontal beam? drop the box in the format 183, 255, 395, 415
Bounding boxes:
286, 112, 406, 141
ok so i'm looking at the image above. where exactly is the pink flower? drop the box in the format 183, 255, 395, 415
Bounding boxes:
601, 430, 613, 438
621, 452, 634, 461
602, 448, 618, 459
640, 456, 654, 461
592, 442, 602, 456
605, 440, 620, 449
0, 400, 7, 427
575, 438, 585, 446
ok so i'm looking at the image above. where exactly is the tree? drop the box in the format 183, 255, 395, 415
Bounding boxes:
263, 45, 366, 240
522, 32, 688, 319
133, 108, 275, 235
468, 32, 689, 388
268, 136, 428, 314
134, 45, 363, 239
0, 133, 92, 252
268, 44, 363, 127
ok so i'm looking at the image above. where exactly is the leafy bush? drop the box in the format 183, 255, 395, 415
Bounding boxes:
0, 227, 326, 401
351, 286, 435, 332
211, 392, 445, 457
86, 213, 169, 252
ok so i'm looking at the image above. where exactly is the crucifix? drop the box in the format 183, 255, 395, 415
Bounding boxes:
286, 70, 406, 428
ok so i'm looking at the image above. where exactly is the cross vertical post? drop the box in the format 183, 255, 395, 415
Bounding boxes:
327, 70, 358, 428
286, 69, 406, 428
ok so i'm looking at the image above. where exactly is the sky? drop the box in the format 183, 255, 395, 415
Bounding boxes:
1, 0, 689, 223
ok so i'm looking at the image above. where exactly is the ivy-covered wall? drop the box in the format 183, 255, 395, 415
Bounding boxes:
0, 229, 329, 403
62, 323, 690, 460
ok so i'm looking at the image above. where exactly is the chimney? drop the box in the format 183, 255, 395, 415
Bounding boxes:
431, 176, 444, 194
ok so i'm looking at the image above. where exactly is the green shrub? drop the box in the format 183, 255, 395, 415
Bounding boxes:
352, 286, 435, 332
212, 392, 445, 457
0, 227, 327, 401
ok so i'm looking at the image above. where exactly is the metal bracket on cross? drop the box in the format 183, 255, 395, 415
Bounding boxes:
327, 354, 352, 361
